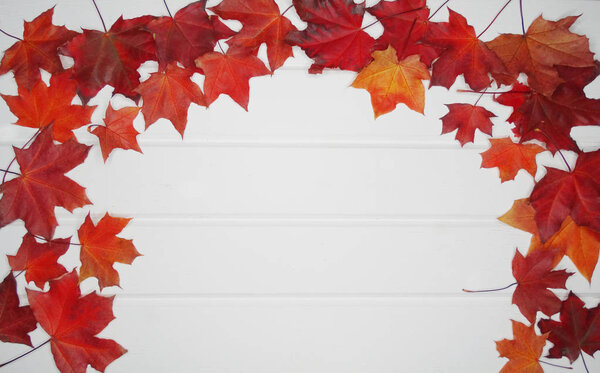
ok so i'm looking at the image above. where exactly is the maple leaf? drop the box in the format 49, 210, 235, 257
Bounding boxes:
147, 1, 234, 69
27, 271, 127, 373
440, 104, 495, 146
0, 273, 37, 347
367, 0, 439, 67
135, 63, 206, 136
495, 82, 600, 153
480, 138, 545, 182
286, 0, 376, 73
530, 217, 600, 282
496, 320, 548, 373
499, 198, 538, 235
195, 48, 269, 110
78, 213, 141, 290
555, 61, 600, 90
89, 104, 142, 162
210, 0, 297, 71
1, 71, 96, 142
512, 249, 572, 323
422, 9, 505, 91
64, 15, 156, 103
0, 7, 78, 90
7, 233, 69, 288
0, 126, 91, 239
351, 47, 430, 117
538, 292, 600, 363
487, 16, 596, 96
530, 149, 600, 242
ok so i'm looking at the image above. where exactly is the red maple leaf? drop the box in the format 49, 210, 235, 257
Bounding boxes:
440, 103, 495, 146
0, 273, 37, 347
64, 15, 156, 103
210, 0, 297, 71
538, 292, 600, 363
147, 1, 234, 69
480, 138, 545, 182
422, 9, 506, 91
27, 271, 127, 373
286, 0, 376, 73
78, 213, 141, 290
530, 149, 600, 242
0, 7, 78, 90
7, 233, 69, 289
512, 250, 572, 323
0, 126, 91, 239
89, 104, 142, 162
1, 71, 97, 142
367, 0, 440, 66
135, 63, 206, 136
195, 48, 269, 110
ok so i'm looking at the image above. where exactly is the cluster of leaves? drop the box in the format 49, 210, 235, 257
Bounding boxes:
0, 0, 599, 372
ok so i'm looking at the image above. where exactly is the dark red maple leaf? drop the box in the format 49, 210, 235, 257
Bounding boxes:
63, 15, 156, 103
538, 292, 600, 363
0, 126, 91, 239
0, 273, 37, 347
440, 103, 495, 146
147, 1, 234, 69
367, 0, 439, 66
89, 104, 142, 162
210, 0, 297, 71
512, 250, 572, 323
422, 9, 506, 91
0, 7, 78, 90
195, 48, 269, 110
135, 63, 206, 136
27, 271, 126, 373
530, 150, 600, 242
286, 0, 376, 73
555, 61, 600, 90
1, 71, 96, 143
7, 233, 69, 288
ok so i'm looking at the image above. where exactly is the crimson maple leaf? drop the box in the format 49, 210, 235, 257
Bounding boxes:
511, 250, 572, 323
538, 292, 600, 363
7, 233, 69, 288
27, 271, 126, 373
422, 9, 506, 91
63, 15, 156, 103
286, 0, 376, 73
1, 71, 97, 142
480, 138, 545, 182
0, 126, 91, 239
147, 1, 234, 69
440, 104, 495, 146
135, 63, 206, 136
0, 273, 37, 347
210, 0, 297, 71
89, 104, 142, 161
0, 7, 78, 90
78, 213, 141, 290
195, 49, 269, 110
368, 0, 439, 66
530, 149, 600, 242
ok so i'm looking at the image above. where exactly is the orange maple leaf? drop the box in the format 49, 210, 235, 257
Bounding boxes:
89, 104, 142, 162
498, 198, 538, 235
496, 320, 548, 373
480, 138, 545, 182
78, 214, 141, 290
351, 46, 430, 117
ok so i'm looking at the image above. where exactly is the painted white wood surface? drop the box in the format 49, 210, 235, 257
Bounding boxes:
1, 0, 600, 372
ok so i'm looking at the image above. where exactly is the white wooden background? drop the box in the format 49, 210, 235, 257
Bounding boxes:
1, 0, 600, 372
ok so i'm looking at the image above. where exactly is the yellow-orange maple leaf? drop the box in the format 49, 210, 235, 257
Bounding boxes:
498, 198, 538, 235
481, 138, 545, 182
496, 320, 547, 373
351, 46, 430, 117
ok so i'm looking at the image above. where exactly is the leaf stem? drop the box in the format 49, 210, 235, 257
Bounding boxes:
400, 17, 418, 57
34, 235, 82, 246
14, 270, 24, 279
457, 89, 528, 94
0, 28, 22, 41
217, 41, 225, 54
519, 0, 526, 35
162, 0, 173, 18
428, 0, 451, 20
539, 360, 573, 370
91, 0, 108, 32
462, 282, 517, 293
281, 5, 293, 17
581, 352, 590, 373
537, 128, 573, 172
0, 339, 51, 368
362, 7, 425, 31
473, 88, 488, 106
477, 0, 513, 38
